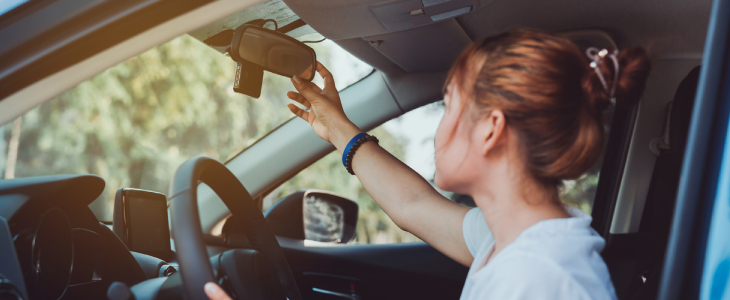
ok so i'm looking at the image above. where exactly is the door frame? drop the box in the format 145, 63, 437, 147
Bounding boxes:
659, 0, 730, 298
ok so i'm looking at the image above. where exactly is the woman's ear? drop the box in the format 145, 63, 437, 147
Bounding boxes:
475, 109, 506, 157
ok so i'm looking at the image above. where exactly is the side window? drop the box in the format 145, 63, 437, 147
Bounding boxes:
561, 164, 601, 213
264, 138, 419, 244
263, 103, 446, 244
263, 103, 609, 243
559, 109, 615, 214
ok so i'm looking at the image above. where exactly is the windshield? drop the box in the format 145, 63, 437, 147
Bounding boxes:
0, 31, 372, 221
0, 0, 26, 16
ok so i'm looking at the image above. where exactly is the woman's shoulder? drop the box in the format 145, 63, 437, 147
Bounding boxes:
470, 253, 593, 299
475, 240, 616, 300
487, 251, 592, 283
510, 214, 611, 279
471, 252, 614, 300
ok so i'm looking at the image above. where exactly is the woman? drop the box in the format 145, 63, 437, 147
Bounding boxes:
206, 29, 651, 299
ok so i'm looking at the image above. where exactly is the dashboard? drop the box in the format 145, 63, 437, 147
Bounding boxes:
0, 175, 153, 300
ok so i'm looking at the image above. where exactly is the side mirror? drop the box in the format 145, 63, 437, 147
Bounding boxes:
229, 25, 317, 98
264, 189, 358, 244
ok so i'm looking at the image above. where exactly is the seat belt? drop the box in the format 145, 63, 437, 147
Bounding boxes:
631, 150, 680, 300
631, 66, 701, 300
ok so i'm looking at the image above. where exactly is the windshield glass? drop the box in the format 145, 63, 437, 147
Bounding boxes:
0, 0, 27, 16
0, 31, 372, 221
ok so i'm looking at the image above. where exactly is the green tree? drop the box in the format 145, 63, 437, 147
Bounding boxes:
1, 35, 314, 220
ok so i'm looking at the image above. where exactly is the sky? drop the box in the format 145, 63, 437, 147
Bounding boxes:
382, 103, 445, 180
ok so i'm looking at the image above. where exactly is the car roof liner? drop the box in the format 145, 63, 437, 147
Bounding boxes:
277, 0, 710, 110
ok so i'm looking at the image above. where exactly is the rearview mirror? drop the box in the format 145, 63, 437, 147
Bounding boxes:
230, 25, 317, 98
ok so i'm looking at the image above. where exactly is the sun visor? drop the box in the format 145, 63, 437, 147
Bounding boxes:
362, 20, 471, 72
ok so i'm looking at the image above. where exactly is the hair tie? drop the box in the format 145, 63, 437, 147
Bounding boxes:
586, 47, 620, 105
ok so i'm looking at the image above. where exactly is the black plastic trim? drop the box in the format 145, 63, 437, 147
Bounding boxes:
276, 237, 467, 299
591, 102, 639, 237
0, 217, 27, 299
278, 19, 307, 34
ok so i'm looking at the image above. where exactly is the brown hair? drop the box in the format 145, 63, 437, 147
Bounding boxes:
446, 30, 651, 185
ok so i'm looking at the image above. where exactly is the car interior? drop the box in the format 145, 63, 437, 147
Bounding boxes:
0, 0, 717, 299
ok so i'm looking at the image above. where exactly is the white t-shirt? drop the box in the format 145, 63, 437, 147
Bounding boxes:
459, 206, 617, 300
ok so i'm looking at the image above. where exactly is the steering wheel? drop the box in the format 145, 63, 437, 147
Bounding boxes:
169, 156, 302, 300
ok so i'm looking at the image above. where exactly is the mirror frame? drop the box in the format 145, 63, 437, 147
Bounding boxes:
230, 24, 317, 82
302, 189, 358, 243
263, 189, 358, 244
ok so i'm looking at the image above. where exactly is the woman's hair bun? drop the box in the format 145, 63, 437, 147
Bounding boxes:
582, 47, 652, 113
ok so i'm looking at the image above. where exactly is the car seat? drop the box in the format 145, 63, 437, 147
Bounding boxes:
603, 66, 701, 300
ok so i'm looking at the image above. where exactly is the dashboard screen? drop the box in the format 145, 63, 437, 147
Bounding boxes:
127, 197, 170, 254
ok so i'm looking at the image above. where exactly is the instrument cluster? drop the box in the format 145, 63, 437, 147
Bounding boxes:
13, 208, 103, 300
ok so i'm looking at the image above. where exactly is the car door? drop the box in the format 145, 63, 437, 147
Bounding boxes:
660, 0, 730, 299
279, 239, 469, 300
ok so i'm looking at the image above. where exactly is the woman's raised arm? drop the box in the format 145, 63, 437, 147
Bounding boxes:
287, 62, 474, 266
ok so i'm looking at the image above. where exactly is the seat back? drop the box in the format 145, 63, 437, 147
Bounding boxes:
604, 66, 701, 300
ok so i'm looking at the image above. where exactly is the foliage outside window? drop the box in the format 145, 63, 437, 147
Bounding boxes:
0, 33, 372, 221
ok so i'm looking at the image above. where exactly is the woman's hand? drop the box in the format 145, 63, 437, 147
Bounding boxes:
287, 62, 361, 151
204, 282, 231, 300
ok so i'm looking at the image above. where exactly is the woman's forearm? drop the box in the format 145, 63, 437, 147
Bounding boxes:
350, 141, 444, 227
330, 121, 473, 265
328, 120, 439, 225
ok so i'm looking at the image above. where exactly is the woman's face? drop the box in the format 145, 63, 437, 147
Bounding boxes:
434, 84, 480, 193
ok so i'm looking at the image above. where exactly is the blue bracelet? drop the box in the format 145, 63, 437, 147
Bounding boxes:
342, 132, 368, 167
